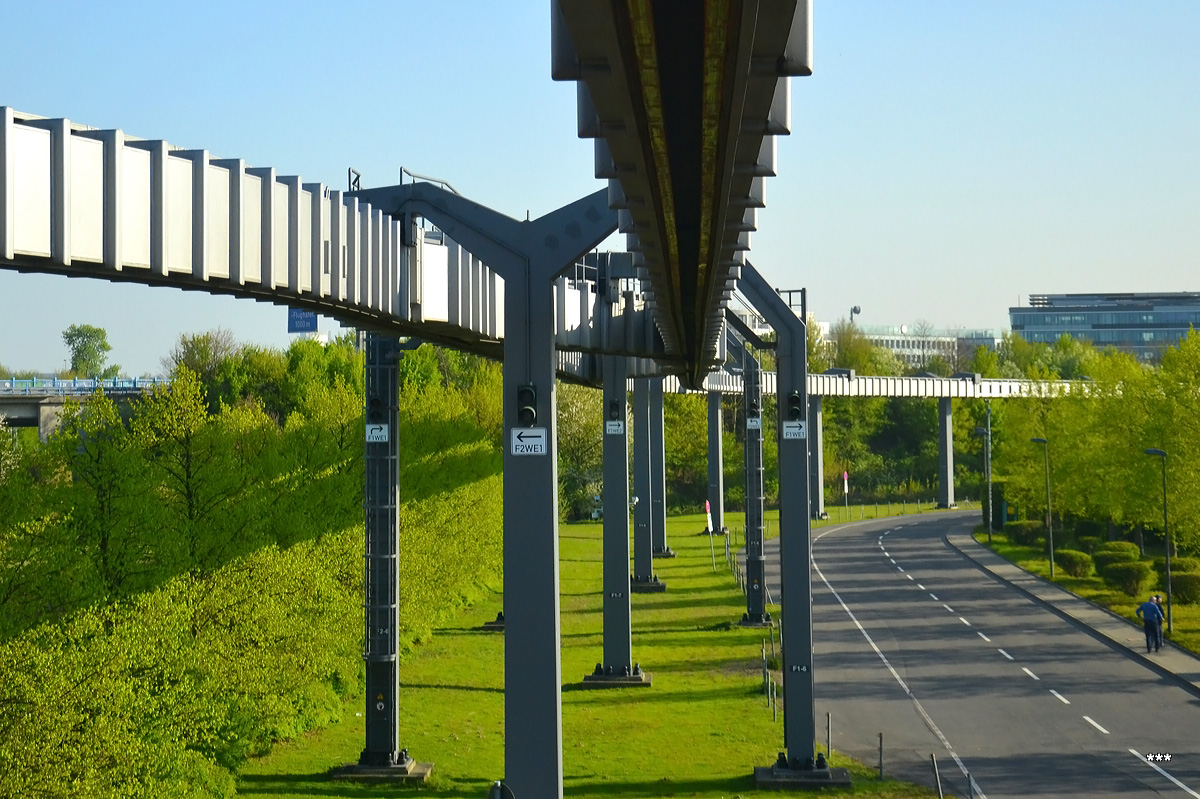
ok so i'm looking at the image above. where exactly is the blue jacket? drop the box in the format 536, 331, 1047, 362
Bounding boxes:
1137, 601, 1164, 624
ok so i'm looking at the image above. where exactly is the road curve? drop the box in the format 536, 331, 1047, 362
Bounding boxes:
757, 513, 1200, 799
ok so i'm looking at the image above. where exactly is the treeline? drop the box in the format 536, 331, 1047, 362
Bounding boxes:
995, 331, 1200, 556
0, 333, 503, 798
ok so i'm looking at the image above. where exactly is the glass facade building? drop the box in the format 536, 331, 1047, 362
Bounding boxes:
1010, 293, 1200, 362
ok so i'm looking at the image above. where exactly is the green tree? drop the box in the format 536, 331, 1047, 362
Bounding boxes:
556, 381, 602, 520
62, 323, 120, 378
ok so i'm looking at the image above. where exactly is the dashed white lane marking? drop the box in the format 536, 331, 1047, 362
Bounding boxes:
977, 632, 991, 642
1022, 667, 1040, 681
1050, 690, 1070, 704
959, 617, 971, 626
1129, 749, 1200, 798
813, 529, 986, 798
907, 574, 914, 581
942, 603, 955, 613
929, 593, 939, 601
897, 566, 905, 573
917, 584, 926, 590
889, 557, 896, 564
1083, 716, 1109, 734
998, 649, 1014, 660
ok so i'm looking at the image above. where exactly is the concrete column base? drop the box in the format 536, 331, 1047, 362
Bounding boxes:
754, 764, 851, 790
740, 613, 774, 628
652, 546, 677, 559
581, 666, 652, 688
333, 757, 433, 783
630, 576, 667, 593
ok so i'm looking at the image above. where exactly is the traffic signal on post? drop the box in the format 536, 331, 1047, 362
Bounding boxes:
786, 391, 803, 420
608, 399, 620, 421
517, 384, 538, 427
368, 396, 384, 424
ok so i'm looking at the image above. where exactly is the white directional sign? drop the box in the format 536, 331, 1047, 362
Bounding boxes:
366, 423, 390, 443
746, 416, 762, 430
511, 427, 548, 456
782, 420, 807, 440
605, 420, 625, 435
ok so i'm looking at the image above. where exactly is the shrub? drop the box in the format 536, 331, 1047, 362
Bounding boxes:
1054, 549, 1093, 578
1095, 541, 1141, 558
1170, 572, 1200, 605
1094, 550, 1140, 574
1102, 560, 1154, 596
1077, 536, 1102, 555
1153, 557, 1200, 584
1005, 520, 1044, 547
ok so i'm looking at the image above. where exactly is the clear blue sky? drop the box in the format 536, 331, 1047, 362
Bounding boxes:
2, 2, 1196, 375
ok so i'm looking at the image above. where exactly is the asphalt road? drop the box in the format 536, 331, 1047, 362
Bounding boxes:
755, 512, 1200, 799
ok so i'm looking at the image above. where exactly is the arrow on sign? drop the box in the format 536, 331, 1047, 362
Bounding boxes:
369, 425, 384, 436
516, 430, 539, 442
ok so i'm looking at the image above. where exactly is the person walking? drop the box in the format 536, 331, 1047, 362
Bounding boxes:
1136, 595, 1165, 653
1153, 595, 1165, 650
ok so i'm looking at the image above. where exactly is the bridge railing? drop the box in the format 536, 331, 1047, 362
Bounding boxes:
0, 376, 171, 395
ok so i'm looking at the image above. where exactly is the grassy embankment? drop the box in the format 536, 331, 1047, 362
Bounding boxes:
974, 530, 1200, 655
239, 513, 944, 799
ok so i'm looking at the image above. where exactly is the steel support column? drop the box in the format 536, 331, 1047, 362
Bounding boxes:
649, 377, 673, 557
937, 396, 956, 509
740, 263, 818, 773
741, 350, 770, 625
707, 390, 726, 534
350, 182, 617, 799
600, 354, 632, 672
808, 396, 826, 520
359, 332, 428, 775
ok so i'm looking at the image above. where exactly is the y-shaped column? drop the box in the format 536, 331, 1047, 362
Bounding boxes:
741, 263, 849, 783
351, 181, 616, 799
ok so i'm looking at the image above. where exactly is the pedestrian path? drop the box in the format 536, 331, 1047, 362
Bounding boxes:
947, 533, 1200, 697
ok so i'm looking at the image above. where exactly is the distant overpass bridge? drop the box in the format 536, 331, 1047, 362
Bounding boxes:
0, 376, 169, 439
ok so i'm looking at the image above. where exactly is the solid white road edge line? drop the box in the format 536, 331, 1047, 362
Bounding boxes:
1129, 749, 1200, 798
813, 527, 987, 799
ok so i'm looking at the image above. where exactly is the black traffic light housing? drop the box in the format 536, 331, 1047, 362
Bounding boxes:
786, 390, 803, 420
608, 399, 620, 421
517, 384, 538, 427
367, 396, 385, 425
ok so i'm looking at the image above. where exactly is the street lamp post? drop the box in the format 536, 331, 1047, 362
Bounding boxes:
1145, 448, 1172, 633
1030, 437, 1054, 579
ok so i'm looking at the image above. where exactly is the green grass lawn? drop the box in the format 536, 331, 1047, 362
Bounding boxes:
973, 530, 1200, 655
238, 514, 945, 798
